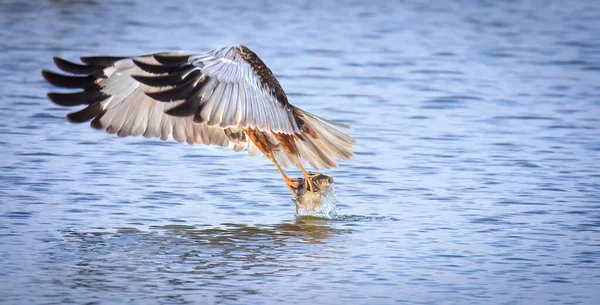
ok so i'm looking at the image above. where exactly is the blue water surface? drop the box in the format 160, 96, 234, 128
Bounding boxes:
1, 0, 599, 304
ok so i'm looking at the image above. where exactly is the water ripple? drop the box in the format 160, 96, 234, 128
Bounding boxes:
1, 0, 600, 304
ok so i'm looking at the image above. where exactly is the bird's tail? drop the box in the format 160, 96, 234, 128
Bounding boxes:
291, 106, 356, 169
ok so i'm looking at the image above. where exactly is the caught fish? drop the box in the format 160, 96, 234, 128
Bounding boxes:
292, 173, 337, 217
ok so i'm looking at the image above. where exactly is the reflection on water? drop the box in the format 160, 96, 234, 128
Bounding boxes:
153, 218, 350, 245
51, 219, 351, 303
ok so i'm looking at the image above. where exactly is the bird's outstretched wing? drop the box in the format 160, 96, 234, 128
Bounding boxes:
130, 46, 300, 134
121, 46, 355, 169
42, 55, 237, 147
42, 45, 355, 168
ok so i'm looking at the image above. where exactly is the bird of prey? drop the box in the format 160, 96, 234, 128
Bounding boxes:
42, 45, 355, 196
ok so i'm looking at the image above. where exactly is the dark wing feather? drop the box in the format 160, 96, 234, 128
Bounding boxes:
42, 54, 234, 146
41, 70, 96, 89
135, 46, 300, 134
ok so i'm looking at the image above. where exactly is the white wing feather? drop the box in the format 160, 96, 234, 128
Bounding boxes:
97, 57, 230, 146
190, 47, 299, 134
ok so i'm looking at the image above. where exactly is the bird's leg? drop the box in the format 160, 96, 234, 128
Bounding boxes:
267, 155, 298, 196
290, 155, 320, 192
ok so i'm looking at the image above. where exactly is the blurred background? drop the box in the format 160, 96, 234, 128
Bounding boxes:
1, 0, 599, 304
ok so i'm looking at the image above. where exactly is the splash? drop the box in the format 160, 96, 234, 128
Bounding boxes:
291, 175, 338, 218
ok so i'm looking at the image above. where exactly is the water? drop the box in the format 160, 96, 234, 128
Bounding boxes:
1, 0, 600, 304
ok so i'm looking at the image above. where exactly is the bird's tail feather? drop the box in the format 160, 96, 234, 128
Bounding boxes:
292, 107, 355, 170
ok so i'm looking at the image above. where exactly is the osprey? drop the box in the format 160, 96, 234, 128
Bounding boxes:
42, 45, 355, 195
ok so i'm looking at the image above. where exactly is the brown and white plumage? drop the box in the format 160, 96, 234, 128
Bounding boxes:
42, 45, 355, 194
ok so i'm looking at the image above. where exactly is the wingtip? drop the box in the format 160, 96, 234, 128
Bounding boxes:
46, 92, 59, 102
152, 52, 190, 65
47, 91, 108, 107
41, 69, 52, 81
51, 56, 103, 75
42, 69, 97, 89
66, 103, 103, 123
52, 56, 68, 66
46, 92, 72, 106
132, 58, 171, 74
80, 55, 129, 66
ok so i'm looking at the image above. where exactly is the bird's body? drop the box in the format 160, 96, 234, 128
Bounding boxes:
42, 45, 355, 195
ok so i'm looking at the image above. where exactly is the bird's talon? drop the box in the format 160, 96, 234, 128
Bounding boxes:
285, 177, 299, 196
303, 172, 322, 192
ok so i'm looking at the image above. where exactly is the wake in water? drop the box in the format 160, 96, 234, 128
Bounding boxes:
291, 174, 338, 218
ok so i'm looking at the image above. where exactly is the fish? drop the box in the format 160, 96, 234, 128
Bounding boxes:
291, 173, 337, 217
